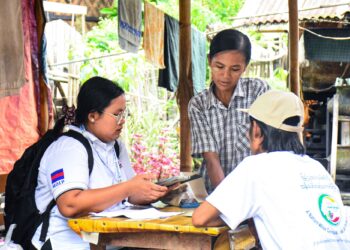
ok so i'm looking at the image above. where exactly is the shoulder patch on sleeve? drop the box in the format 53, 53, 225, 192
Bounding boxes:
51, 168, 65, 187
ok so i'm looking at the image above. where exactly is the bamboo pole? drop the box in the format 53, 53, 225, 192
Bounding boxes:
177, 0, 193, 172
288, 0, 300, 96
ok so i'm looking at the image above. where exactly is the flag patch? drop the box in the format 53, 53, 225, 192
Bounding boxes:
51, 168, 64, 187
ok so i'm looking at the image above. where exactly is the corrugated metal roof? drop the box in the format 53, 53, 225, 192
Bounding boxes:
233, 0, 350, 26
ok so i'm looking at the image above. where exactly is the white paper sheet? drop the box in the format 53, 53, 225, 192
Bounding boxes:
81, 231, 99, 245
90, 207, 183, 220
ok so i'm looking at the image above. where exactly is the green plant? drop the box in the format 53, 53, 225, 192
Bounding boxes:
269, 67, 288, 91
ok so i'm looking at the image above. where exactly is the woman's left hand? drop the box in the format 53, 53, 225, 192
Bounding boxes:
127, 174, 168, 204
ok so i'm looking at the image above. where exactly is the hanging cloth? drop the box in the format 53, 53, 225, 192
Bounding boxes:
118, 0, 142, 53
158, 14, 179, 92
0, 0, 25, 98
159, 15, 207, 93
0, 0, 48, 173
143, 1, 165, 68
191, 27, 207, 94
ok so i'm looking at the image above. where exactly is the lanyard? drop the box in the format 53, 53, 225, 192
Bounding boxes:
79, 125, 123, 184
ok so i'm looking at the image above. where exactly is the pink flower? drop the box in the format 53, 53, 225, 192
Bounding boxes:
161, 128, 170, 134
158, 136, 167, 143
133, 134, 143, 139
130, 132, 180, 179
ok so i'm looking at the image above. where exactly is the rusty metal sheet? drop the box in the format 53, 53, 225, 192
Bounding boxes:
233, 0, 350, 27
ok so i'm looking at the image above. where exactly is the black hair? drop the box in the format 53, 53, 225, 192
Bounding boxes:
249, 116, 305, 155
209, 29, 251, 65
75, 76, 125, 125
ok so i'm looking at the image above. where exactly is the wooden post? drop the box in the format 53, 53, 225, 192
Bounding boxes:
330, 94, 339, 181
35, 0, 49, 134
288, 0, 300, 96
177, 0, 193, 172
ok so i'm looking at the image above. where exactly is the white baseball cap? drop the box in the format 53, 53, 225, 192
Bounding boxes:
239, 90, 304, 132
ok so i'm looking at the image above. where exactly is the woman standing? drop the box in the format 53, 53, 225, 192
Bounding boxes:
188, 29, 270, 192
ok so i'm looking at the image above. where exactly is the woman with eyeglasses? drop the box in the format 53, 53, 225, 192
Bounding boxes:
188, 29, 270, 193
32, 76, 168, 249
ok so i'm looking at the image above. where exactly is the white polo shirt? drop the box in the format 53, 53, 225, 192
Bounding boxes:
32, 126, 135, 249
207, 151, 350, 250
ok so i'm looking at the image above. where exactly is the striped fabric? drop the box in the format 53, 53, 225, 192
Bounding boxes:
188, 78, 270, 192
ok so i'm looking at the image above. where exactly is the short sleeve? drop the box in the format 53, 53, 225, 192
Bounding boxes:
188, 97, 217, 156
206, 157, 260, 229
253, 78, 271, 97
40, 137, 90, 199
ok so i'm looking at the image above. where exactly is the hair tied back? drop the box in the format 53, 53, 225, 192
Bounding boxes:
62, 104, 76, 125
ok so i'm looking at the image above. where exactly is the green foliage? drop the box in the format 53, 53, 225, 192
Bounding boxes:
203, 0, 244, 23
268, 67, 288, 91
143, 0, 244, 32
191, 2, 218, 31
80, 17, 139, 89
247, 30, 263, 45
127, 102, 179, 151
274, 67, 288, 80
99, 0, 118, 17
100, 7, 117, 17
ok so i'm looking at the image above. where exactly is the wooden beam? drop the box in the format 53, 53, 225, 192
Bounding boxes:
177, 0, 193, 172
43, 1, 87, 35
90, 232, 215, 250
288, 0, 300, 95
43, 1, 87, 15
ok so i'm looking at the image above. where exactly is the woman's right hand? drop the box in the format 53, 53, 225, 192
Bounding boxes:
56, 174, 167, 217
128, 174, 168, 205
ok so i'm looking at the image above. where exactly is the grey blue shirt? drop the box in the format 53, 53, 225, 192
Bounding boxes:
188, 78, 270, 192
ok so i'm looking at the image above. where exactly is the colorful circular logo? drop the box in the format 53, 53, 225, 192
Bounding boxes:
318, 194, 341, 226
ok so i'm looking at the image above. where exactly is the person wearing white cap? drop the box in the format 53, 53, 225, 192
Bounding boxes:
188, 29, 270, 193
192, 90, 350, 249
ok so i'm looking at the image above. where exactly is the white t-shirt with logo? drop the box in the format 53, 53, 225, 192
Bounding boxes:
32, 126, 135, 249
207, 151, 350, 250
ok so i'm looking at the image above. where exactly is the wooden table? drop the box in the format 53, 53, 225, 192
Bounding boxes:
68, 207, 255, 250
